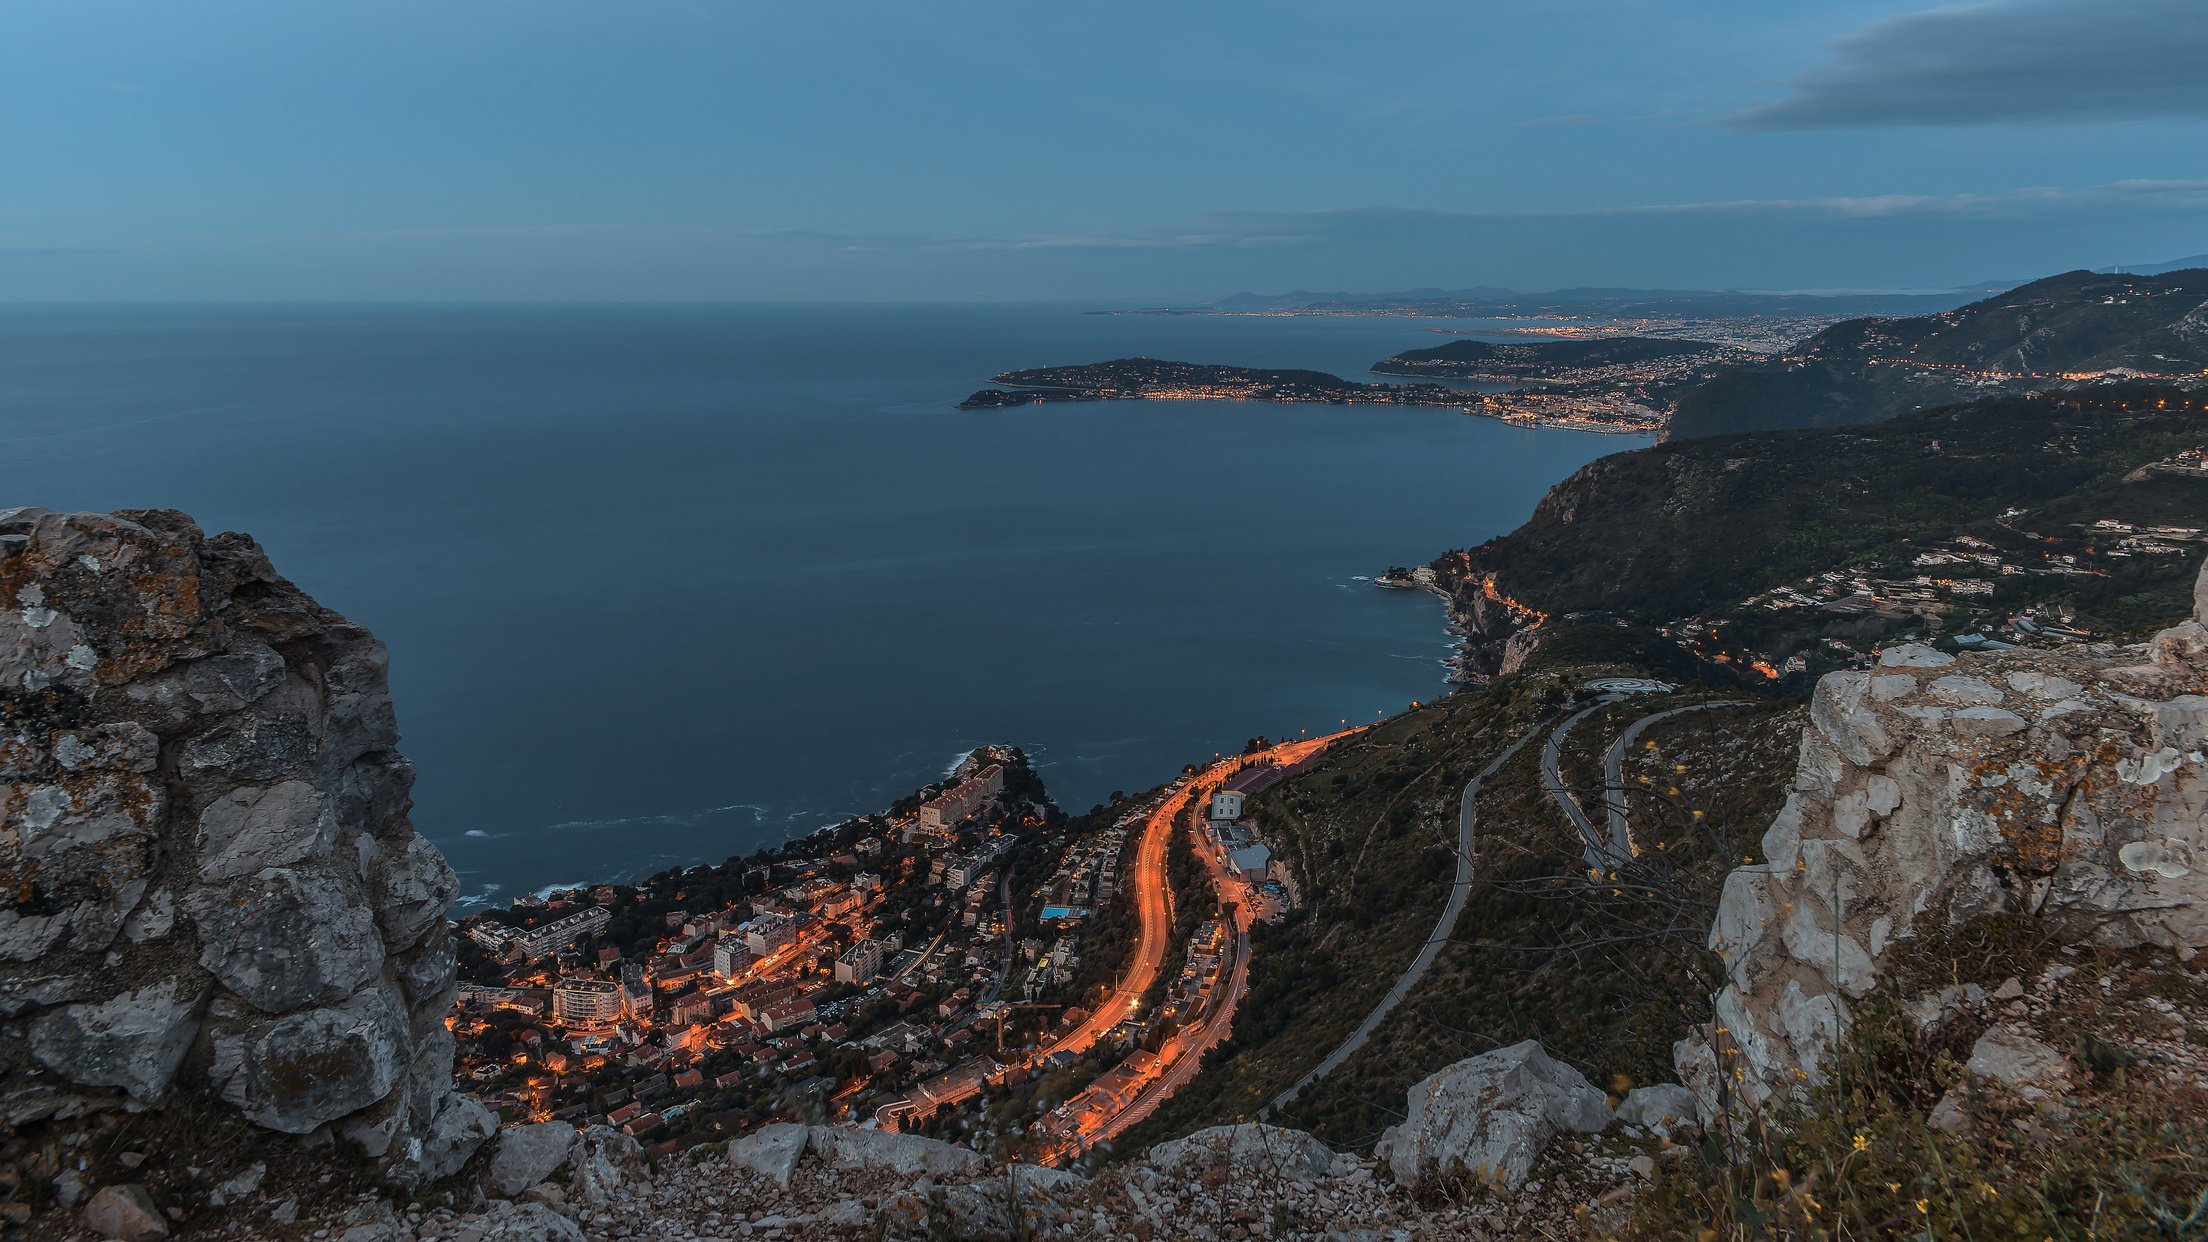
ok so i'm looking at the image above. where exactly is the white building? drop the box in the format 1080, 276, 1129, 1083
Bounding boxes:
917, 764, 1005, 833
743, 913, 797, 957
712, 935, 752, 981
552, 978, 622, 1028
835, 938, 886, 984
1208, 788, 1245, 822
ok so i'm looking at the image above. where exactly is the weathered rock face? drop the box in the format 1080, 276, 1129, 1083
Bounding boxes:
0, 508, 487, 1180
1145, 1122, 1349, 1183
1374, 1039, 1612, 1191
1678, 563, 2208, 1119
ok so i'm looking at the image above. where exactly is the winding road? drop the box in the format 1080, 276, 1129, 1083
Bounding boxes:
1600, 701, 1749, 860
1264, 715, 1551, 1117
1542, 698, 1624, 868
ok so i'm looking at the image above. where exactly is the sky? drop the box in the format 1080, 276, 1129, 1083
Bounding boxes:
1, 0, 2203, 301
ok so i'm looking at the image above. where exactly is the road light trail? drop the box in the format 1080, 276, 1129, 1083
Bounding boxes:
1035, 731, 1356, 1158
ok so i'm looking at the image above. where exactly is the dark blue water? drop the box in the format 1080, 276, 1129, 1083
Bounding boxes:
1, 303, 1637, 903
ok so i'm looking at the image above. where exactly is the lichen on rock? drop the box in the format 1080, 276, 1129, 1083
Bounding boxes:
0, 507, 487, 1180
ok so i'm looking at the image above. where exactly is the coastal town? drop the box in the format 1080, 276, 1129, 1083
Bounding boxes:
445, 735, 1338, 1167
1388, 454, 2208, 689
957, 356, 1671, 432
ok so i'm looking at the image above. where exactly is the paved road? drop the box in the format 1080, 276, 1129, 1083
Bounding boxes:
1264, 716, 1551, 1117
1542, 698, 1620, 869
1601, 701, 1750, 860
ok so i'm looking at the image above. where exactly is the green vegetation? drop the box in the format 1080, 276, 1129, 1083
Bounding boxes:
1377, 335, 1727, 376
1621, 946, 2208, 1240
1119, 669, 1803, 1154
1453, 387, 2208, 646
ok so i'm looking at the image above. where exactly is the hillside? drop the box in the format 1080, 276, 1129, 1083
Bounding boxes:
1669, 267, 2208, 438
1435, 385, 2208, 683
956, 357, 1465, 409
1372, 336, 1734, 381
11, 507, 2208, 1240
1120, 672, 1803, 1151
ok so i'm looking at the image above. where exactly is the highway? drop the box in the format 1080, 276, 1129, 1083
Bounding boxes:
1039, 781, 1192, 1063
1039, 731, 1354, 1158
1264, 715, 1550, 1117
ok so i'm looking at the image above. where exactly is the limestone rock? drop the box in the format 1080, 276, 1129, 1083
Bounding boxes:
27, 978, 209, 1102
805, 1124, 987, 1177
484, 1120, 579, 1199
1966, 1025, 2069, 1098
1616, 1084, 1698, 1136
1375, 1040, 1612, 1190
728, 1120, 808, 1187
189, 866, 386, 1013
1679, 562, 2208, 1119
1146, 1122, 1344, 1182
81, 1184, 168, 1241
882, 1167, 1089, 1242
472, 1200, 585, 1242
0, 509, 484, 1181
412, 1092, 498, 1183
564, 1125, 648, 1207
211, 984, 413, 1132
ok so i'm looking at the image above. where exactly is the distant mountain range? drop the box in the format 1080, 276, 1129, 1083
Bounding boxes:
2098, 253, 2208, 277
1184, 254, 2208, 320
1667, 267, 2208, 439
1191, 285, 1993, 319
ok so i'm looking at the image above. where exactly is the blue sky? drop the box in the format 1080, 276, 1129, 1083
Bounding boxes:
2, 0, 2203, 300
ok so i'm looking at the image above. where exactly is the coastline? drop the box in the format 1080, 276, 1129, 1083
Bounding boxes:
965, 386, 1663, 436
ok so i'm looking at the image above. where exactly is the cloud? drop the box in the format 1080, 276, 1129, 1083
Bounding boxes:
1725, 0, 2208, 129
1513, 114, 1598, 129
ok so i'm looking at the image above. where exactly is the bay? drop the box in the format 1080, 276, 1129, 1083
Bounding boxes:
0, 302, 1637, 903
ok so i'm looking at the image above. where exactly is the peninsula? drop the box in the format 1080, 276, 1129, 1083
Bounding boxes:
958, 357, 1662, 432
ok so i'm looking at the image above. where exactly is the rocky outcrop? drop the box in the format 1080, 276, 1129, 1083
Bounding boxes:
1374, 1040, 1613, 1191
0, 508, 487, 1181
1145, 1122, 1350, 1183
1678, 563, 2208, 1119
482, 1120, 578, 1199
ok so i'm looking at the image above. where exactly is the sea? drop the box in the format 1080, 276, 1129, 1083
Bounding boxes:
1, 302, 1640, 905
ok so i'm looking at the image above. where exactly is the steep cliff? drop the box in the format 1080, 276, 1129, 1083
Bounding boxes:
1677, 562, 2208, 1118
0, 508, 490, 1184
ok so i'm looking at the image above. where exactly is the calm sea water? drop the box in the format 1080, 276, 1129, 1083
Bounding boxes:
1, 303, 1637, 903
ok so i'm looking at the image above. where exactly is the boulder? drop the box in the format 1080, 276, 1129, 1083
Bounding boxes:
729, 1121, 808, 1187
1375, 1041, 1612, 1190
27, 979, 209, 1102
210, 984, 413, 1133
413, 1093, 498, 1183
805, 1124, 986, 1177
484, 1120, 578, 1199
81, 1184, 167, 1241
1616, 1083, 1698, 1136
1145, 1123, 1345, 1182
1966, 1025, 2070, 1100
565, 1125, 648, 1207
